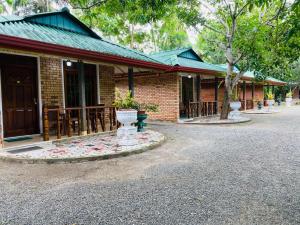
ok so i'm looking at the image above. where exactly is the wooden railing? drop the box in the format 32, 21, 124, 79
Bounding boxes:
187, 101, 218, 118
43, 105, 117, 141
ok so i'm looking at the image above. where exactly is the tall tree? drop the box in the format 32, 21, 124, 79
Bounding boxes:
69, 0, 190, 51
177, 0, 294, 119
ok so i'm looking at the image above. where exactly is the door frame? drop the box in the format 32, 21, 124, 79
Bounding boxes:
0, 51, 42, 141
179, 74, 196, 118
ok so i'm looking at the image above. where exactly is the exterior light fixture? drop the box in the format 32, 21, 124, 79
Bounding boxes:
66, 60, 72, 67
188, 75, 192, 79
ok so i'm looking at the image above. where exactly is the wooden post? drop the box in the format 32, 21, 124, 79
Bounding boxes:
78, 60, 87, 134
252, 82, 255, 109
128, 67, 134, 97
43, 105, 49, 141
67, 110, 72, 137
95, 109, 99, 133
77, 109, 81, 136
87, 108, 90, 134
214, 77, 218, 113
196, 75, 200, 116
243, 81, 246, 110
56, 109, 61, 139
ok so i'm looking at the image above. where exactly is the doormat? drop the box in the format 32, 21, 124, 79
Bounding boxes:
7, 146, 43, 154
4, 136, 33, 142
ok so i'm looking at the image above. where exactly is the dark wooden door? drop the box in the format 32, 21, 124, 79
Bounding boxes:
2, 65, 39, 137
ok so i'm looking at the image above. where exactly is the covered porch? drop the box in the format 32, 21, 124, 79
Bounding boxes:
0, 51, 153, 149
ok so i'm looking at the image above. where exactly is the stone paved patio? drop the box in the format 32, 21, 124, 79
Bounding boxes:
0, 130, 164, 163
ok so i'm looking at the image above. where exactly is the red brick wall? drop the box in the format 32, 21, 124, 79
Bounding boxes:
99, 65, 115, 106
115, 73, 180, 121
200, 80, 265, 110
253, 85, 264, 101
293, 87, 299, 99
40, 57, 63, 107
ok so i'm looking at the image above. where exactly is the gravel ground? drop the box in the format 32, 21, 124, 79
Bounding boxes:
0, 106, 299, 225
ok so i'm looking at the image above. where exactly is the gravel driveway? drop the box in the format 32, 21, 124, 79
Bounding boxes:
0, 107, 299, 225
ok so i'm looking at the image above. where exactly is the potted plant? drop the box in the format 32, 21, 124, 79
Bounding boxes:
285, 91, 293, 107
256, 100, 263, 110
113, 89, 138, 145
266, 91, 275, 111
228, 89, 241, 119
134, 103, 159, 132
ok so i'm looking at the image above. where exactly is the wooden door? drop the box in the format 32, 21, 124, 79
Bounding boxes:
1, 65, 39, 137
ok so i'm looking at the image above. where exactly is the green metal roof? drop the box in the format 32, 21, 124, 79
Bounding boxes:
244, 71, 286, 84
177, 57, 226, 72
218, 65, 286, 84
0, 9, 160, 64
151, 48, 226, 73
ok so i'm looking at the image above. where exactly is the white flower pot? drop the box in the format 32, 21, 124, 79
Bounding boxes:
116, 110, 138, 146
285, 97, 292, 107
266, 99, 275, 112
230, 101, 241, 111
116, 110, 137, 127
229, 101, 241, 120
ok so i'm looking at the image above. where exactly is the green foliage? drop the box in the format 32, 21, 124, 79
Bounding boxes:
135, 103, 159, 113
113, 89, 138, 110
191, 0, 299, 83
230, 86, 240, 101
266, 91, 275, 100
149, 14, 191, 51
70, 0, 190, 51
113, 89, 159, 112
286, 91, 293, 98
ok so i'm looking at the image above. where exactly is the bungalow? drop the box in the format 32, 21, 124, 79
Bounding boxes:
0, 8, 227, 147
116, 48, 286, 121
0, 8, 286, 148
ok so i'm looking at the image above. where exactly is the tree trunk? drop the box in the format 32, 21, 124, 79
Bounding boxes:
220, 86, 231, 119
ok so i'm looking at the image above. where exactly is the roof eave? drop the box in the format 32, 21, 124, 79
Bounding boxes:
171, 65, 225, 77
240, 76, 286, 86
0, 34, 171, 71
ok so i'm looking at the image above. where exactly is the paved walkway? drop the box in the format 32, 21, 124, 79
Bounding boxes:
0, 106, 299, 225
0, 130, 164, 162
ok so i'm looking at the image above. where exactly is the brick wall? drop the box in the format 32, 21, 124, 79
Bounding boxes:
293, 87, 299, 99
115, 73, 180, 121
40, 57, 63, 107
253, 85, 264, 101
99, 65, 115, 106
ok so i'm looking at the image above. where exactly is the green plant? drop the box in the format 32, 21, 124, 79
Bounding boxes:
136, 103, 159, 113
113, 89, 138, 110
266, 91, 274, 100
230, 87, 240, 101
286, 91, 292, 98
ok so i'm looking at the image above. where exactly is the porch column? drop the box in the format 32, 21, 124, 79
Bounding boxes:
196, 75, 200, 102
196, 75, 201, 116
78, 60, 87, 134
128, 67, 134, 97
272, 85, 275, 94
243, 81, 246, 110
214, 77, 218, 113
252, 82, 255, 109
